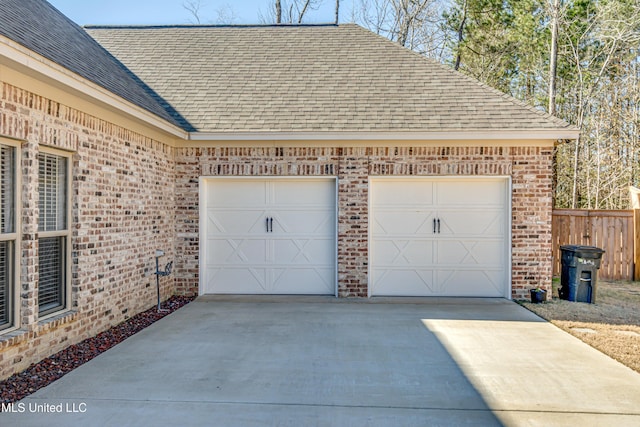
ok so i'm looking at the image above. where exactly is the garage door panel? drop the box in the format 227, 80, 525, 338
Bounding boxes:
205, 267, 268, 294
207, 210, 268, 235
271, 268, 334, 294
273, 211, 334, 234
436, 240, 504, 266
207, 238, 268, 265
371, 180, 435, 206
273, 238, 334, 265
438, 210, 505, 236
436, 179, 506, 206
205, 181, 268, 207
436, 269, 504, 297
372, 240, 435, 266
201, 178, 336, 295
370, 177, 508, 297
370, 269, 435, 296
273, 180, 335, 206
372, 211, 435, 235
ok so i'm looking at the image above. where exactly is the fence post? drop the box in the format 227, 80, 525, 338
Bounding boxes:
635, 209, 640, 281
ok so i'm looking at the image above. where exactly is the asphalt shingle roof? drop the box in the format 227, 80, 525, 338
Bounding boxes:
86, 24, 574, 134
0, 0, 190, 130
0, 0, 574, 136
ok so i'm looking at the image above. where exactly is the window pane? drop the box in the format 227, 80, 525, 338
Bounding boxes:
1, 144, 15, 234
38, 237, 65, 314
38, 153, 68, 232
0, 241, 11, 327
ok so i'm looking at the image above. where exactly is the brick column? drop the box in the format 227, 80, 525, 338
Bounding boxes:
511, 146, 554, 299
174, 147, 202, 296
337, 147, 369, 297
20, 138, 39, 329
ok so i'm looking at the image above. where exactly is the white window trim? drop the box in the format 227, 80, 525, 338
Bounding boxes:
37, 146, 72, 320
0, 137, 21, 332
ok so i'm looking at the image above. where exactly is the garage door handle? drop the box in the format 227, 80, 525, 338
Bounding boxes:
269, 217, 273, 233
433, 218, 436, 234
437, 219, 440, 234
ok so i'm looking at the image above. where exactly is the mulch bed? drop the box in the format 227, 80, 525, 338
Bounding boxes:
0, 295, 195, 405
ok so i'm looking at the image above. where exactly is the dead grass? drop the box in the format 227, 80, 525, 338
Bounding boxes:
521, 280, 640, 373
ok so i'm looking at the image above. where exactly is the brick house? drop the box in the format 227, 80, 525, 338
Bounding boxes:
0, 0, 578, 380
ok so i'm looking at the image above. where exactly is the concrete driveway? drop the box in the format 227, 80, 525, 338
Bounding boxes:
2, 297, 640, 426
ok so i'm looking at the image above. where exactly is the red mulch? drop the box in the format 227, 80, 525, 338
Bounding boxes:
0, 295, 195, 405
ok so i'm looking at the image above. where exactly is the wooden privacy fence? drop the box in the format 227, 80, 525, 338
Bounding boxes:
552, 209, 640, 281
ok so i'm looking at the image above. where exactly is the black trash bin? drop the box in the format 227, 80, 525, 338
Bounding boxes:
559, 245, 605, 303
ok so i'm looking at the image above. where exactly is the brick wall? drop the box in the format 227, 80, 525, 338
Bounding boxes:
0, 82, 176, 380
175, 145, 553, 300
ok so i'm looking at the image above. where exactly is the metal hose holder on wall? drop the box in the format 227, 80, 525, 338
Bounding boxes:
155, 249, 173, 312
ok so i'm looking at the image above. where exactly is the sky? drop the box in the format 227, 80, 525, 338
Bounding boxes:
47, 0, 355, 26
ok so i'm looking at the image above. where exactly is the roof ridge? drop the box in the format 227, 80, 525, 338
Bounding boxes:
84, 23, 341, 30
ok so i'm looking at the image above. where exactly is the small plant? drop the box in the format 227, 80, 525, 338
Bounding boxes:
530, 285, 547, 303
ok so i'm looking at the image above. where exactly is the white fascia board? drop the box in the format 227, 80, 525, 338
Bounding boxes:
0, 36, 187, 139
189, 129, 580, 141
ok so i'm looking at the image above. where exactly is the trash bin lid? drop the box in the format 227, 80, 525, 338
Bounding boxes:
560, 245, 605, 257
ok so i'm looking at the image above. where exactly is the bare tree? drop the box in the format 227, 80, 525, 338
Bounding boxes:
396, 0, 431, 46
335, 0, 340, 24
183, 0, 205, 24
215, 4, 238, 24
261, 0, 323, 24
183, 1, 237, 25
355, 0, 446, 58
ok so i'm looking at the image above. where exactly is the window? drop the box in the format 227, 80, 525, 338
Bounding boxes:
38, 151, 70, 316
0, 143, 16, 329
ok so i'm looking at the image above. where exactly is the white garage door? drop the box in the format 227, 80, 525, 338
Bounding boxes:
370, 177, 509, 297
200, 177, 336, 295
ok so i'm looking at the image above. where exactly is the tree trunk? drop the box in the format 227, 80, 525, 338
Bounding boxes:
276, 0, 282, 23
298, 0, 312, 23
335, 0, 340, 24
548, 0, 560, 116
454, 0, 467, 71
571, 134, 580, 208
